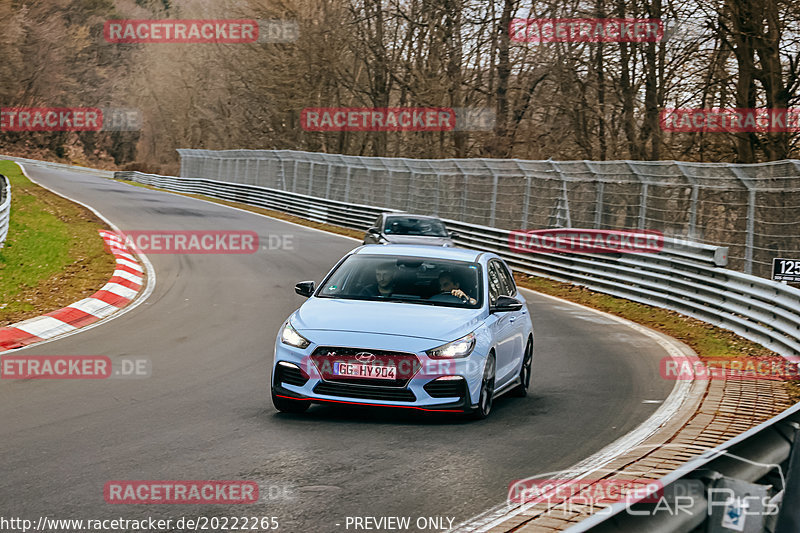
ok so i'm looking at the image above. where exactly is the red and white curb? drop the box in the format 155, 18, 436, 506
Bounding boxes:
0, 230, 144, 351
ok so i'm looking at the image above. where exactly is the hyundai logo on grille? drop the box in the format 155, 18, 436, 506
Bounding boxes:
355, 352, 376, 363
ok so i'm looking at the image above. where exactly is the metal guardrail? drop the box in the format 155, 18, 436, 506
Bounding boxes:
117, 170, 800, 359
568, 403, 800, 533
0, 174, 9, 247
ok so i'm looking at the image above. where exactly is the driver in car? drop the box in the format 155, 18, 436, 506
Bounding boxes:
361, 261, 399, 297
438, 271, 476, 305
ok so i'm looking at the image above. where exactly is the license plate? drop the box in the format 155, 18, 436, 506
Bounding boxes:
333, 362, 397, 380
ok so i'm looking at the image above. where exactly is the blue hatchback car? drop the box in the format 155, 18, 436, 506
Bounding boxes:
271, 245, 534, 419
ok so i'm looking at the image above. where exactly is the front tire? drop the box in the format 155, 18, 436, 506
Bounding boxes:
272, 388, 310, 413
510, 339, 533, 398
472, 353, 496, 420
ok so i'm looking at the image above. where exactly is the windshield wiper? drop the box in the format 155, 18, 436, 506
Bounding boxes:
381, 298, 440, 306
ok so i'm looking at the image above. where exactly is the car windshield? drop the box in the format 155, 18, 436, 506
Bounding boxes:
384, 217, 449, 237
318, 255, 482, 308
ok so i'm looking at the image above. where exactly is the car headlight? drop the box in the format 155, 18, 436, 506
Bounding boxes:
280, 321, 311, 349
426, 332, 476, 359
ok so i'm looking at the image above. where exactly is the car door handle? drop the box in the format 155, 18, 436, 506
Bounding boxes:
509, 316, 517, 323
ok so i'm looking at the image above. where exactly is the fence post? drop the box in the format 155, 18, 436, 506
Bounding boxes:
325, 164, 332, 199
624, 161, 648, 230
729, 165, 756, 274
548, 160, 571, 228
344, 167, 351, 204
434, 172, 440, 216
481, 161, 499, 227
595, 181, 604, 229
385, 170, 392, 208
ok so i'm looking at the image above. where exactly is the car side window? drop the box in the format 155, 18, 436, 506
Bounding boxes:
487, 263, 503, 304
496, 261, 517, 296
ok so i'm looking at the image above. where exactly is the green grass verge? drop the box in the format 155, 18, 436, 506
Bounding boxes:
0, 161, 116, 325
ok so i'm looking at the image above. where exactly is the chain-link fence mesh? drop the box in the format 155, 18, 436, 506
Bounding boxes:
177, 149, 800, 278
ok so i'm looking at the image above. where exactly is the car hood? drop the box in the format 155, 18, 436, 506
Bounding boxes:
292, 297, 483, 342
384, 235, 453, 246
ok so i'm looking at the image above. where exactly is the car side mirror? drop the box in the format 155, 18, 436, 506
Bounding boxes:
490, 295, 523, 313
449, 231, 459, 238
295, 281, 315, 298
367, 227, 380, 235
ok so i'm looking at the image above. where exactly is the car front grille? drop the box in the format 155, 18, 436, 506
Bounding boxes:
310, 346, 421, 387
313, 382, 417, 402
424, 379, 466, 398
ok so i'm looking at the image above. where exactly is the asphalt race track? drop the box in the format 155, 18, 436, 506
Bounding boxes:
0, 166, 675, 532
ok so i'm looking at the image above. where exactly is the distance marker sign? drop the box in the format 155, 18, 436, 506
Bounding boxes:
772, 258, 800, 282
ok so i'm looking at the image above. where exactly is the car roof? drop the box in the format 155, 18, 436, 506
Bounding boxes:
383, 213, 443, 221
353, 244, 484, 262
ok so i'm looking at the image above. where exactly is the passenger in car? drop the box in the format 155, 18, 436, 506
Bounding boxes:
360, 261, 399, 297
